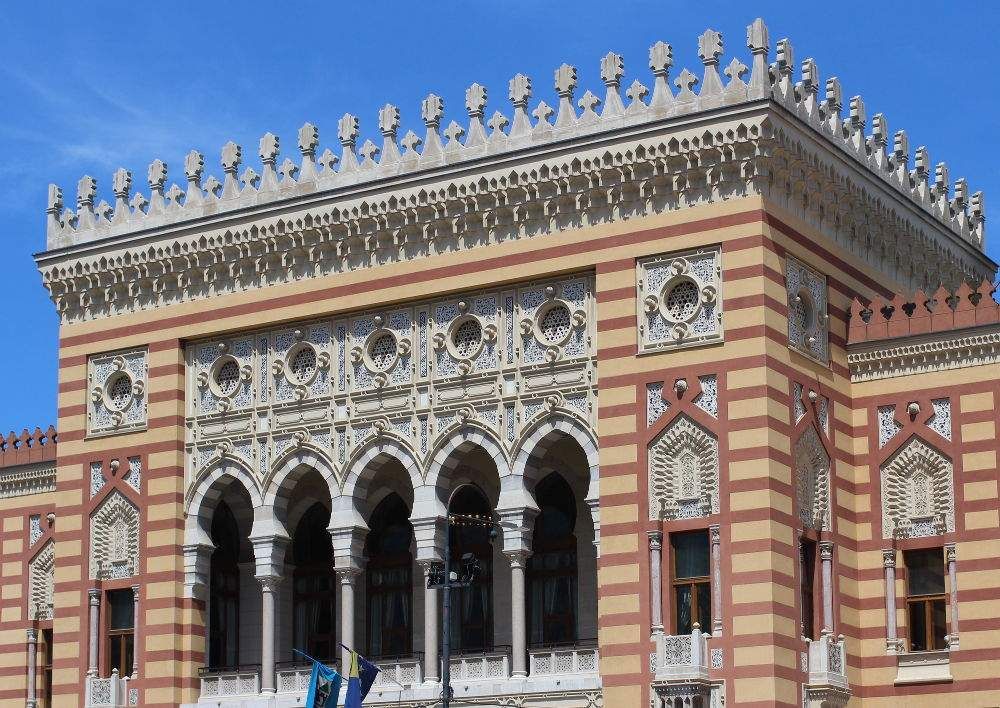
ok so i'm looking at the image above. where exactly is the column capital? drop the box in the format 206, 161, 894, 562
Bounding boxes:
709, 524, 721, 544
647, 530, 663, 550
882, 549, 896, 568
131, 583, 141, 595
819, 541, 834, 560
255, 574, 283, 593
88, 588, 101, 604
497, 506, 538, 555
504, 549, 531, 569
26, 627, 38, 642
411, 515, 447, 564
250, 533, 289, 578
945, 543, 957, 562
334, 566, 362, 584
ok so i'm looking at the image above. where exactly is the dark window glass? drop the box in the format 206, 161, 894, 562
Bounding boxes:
293, 503, 337, 663
449, 485, 493, 653
209, 501, 241, 669
528, 474, 578, 647
671, 531, 711, 634
800, 539, 817, 640
365, 494, 413, 658
40, 628, 52, 708
106, 589, 134, 677
904, 548, 947, 651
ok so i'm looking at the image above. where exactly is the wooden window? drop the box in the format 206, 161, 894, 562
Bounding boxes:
800, 539, 817, 640
293, 503, 337, 663
365, 494, 413, 659
671, 530, 711, 635
528, 474, 578, 647
905, 548, 947, 651
105, 589, 134, 677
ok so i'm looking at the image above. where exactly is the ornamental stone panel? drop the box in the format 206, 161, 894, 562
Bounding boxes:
795, 426, 831, 531
786, 257, 829, 363
28, 540, 54, 620
90, 491, 141, 580
648, 414, 719, 520
638, 247, 723, 353
87, 348, 148, 436
880, 437, 954, 539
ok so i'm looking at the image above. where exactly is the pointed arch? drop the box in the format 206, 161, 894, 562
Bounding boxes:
28, 540, 54, 620
424, 422, 510, 506
512, 410, 599, 494
263, 444, 338, 532
794, 425, 832, 531
341, 434, 422, 499
185, 456, 262, 547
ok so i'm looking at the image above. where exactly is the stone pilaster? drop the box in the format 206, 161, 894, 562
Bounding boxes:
648, 531, 664, 635
88, 589, 100, 677
26, 628, 37, 708
883, 550, 902, 653
819, 542, 834, 634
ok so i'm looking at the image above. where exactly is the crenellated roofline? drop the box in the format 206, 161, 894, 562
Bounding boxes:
35, 18, 994, 324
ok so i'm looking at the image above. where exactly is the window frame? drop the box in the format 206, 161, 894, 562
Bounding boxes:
904, 547, 948, 652
103, 588, 134, 678
670, 530, 712, 635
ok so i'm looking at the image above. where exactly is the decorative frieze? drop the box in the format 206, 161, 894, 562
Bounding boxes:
638, 247, 723, 353
849, 327, 1000, 381
90, 491, 141, 580
648, 414, 719, 520
880, 437, 954, 539
87, 348, 148, 436
184, 275, 596, 494
0, 463, 56, 499
786, 257, 829, 363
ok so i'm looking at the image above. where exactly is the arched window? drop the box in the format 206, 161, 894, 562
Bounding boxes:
449, 486, 493, 653
292, 503, 337, 662
528, 474, 578, 646
365, 494, 413, 658
209, 502, 240, 668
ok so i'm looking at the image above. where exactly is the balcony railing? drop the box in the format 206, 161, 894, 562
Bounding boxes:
85, 670, 133, 708
528, 641, 599, 676
371, 653, 424, 688
197, 665, 261, 699
806, 633, 848, 689
652, 627, 710, 682
448, 646, 511, 682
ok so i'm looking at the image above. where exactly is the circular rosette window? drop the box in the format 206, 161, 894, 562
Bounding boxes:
791, 288, 816, 344
535, 301, 574, 346
286, 343, 319, 385
211, 356, 242, 398
104, 371, 134, 411
366, 331, 399, 372
660, 278, 704, 323
448, 316, 484, 360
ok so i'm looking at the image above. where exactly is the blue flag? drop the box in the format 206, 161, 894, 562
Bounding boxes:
305, 658, 342, 708
343, 648, 380, 707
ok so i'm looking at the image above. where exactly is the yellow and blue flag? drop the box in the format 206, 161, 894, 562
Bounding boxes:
303, 656, 342, 708
342, 647, 380, 708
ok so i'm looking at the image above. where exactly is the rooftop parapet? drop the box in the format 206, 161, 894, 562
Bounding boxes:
0, 426, 57, 468
44, 17, 985, 253
848, 282, 1000, 345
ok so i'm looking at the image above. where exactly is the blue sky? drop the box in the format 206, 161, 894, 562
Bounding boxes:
1, 1, 997, 434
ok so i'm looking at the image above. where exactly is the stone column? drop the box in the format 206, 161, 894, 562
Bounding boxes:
419, 561, 440, 683
506, 551, 530, 677
336, 568, 361, 667
88, 589, 100, 677
882, 549, 900, 653
257, 576, 281, 694
710, 525, 723, 635
648, 531, 664, 635
819, 542, 834, 634
131, 584, 140, 678
26, 628, 37, 708
946, 544, 959, 648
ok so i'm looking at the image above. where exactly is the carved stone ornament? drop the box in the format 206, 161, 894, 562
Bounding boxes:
880, 436, 954, 539
637, 247, 723, 353
648, 414, 719, 520
786, 256, 829, 363
795, 425, 831, 531
90, 491, 141, 580
87, 348, 148, 436
28, 540, 54, 620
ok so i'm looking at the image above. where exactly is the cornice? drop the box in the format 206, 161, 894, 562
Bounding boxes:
847, 323, 1000, 381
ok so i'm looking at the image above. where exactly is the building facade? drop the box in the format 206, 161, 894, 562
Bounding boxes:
1, 15, 996, 708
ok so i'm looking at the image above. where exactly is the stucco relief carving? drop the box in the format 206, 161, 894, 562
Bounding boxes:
648, 414, 719, 520
638, 247, 722, 353
184, 275, 596, 493
28, 540, 54, 620
786, 257, 828, 363
90, 491, 141, 580
880, 437, 954, 539
87, 348, 148, 436
795, 426, 831, 531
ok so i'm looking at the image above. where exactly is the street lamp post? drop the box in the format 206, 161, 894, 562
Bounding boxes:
427, 513, 500, 708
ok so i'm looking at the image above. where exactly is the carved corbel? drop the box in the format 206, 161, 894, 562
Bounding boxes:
457, 359, 473, 376
397, 338, 412, 356
432, 332, 446, 350
131, 379, 145, 397
519, 318, 533, 335
271, 359, 285, 377
483, 323, 498, 341
349, 346, 363, 363
196, 371, 209, 389
373, 372, 388, 388
544, 345, 561, 363
316, 351, 331, 370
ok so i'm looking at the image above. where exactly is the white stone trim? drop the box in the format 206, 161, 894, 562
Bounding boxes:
848, 325, 1000, 381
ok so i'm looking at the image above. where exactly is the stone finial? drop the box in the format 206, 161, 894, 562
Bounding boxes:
508, 74, 533, 137
184, 150, 204, 183
774, 38, 794, 76
487, 111, 509, 135
934, 162, 949, 194
400, 130, 422, 155
871, 113, 888, 147
338, 113, 359, 148
421, 94, 444, 130
625, 79, 649, 112
601, 52, 624, 87
953, 178, 968, 211
849, 95, 866, 130
465, 83, 488, 147
746, 18, 770, 98
77, 175, 97, 208
509, 73, 532, 106
378, 104, 400, 139
674, 68, 699, 102
914, 146, 930, 178
465, 83, 488, 117
112, 168, 132, 200
259, 133, 280, 164
971, 191, 986, 243
799, 57, 819, 95
148, 159, 167, 191
578, 90, 601, 123
531, 101, 554, 132
724, 58, 749, 92
600, 52, 625, 118
220, 142, 243, 198
444, 120, 465, 149
893, 130, 910, 161
698, 29, 723, 65
298, 122, 319, 157
554, 64, 578, 129
359, 139, 380, 168
648, 41, 675, 111
824, 77, 843, 118
46, 184, 63, 216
